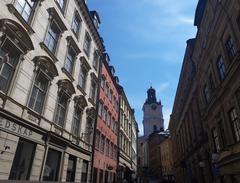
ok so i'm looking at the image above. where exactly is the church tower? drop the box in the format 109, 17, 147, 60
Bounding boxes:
142, 87, 164, 137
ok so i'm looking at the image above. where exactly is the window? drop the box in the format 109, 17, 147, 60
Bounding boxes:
79, 66, 88, 90
110, 90, 113, 102
112, 119, 115, 132
212, 128, 220, 152
95, 131, 100, 149
0, 39, 21, 93
83, 32, 91, 57
100, 135, 105, 152
71, 12, 81, 37
64, 47, 76, 75
105, 83, 109, 97
56, 0, 67, 11
66, 155, 76, 182
90, 79, 97, 102
101, 76, 105, 89
107, 113, 111, 127
106, 139, 109, 156
9, 139, 35, 180
225, 37, 237, 60
14, 0, 37, 22
229, 108, 240, 142
93, 51, 99, 71
81, 160, 89, 183
43, 149, 62, 181
28, 71, 49, 113
103, 108, 107, 122
216, 56, 226, 80
72, 108, 82, 136
54, 92, 69, 127
98, 102, 103, 117
203, 84, 210, 103
44, 21, 61, 53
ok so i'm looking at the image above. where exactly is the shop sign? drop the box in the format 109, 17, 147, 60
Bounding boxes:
0, 117, 43, 143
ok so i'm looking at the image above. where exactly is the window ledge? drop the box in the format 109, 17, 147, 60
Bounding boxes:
7, 4, 35, 34
40, 42, 58, 62
61, 67, 75, 82
76, 84, 87, 96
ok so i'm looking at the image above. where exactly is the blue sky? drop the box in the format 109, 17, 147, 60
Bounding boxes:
88, 0, 197, 135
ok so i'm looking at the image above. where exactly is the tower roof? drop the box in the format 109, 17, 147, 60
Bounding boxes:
145, 87, 157, 104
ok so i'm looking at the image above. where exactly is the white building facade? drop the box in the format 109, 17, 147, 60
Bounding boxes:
0, 0, 104, 182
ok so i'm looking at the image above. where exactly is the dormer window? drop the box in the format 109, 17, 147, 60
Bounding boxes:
90, 11, 101, 29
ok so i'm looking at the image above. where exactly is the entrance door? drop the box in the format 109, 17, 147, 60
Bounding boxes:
43, 148, 62, 181
9, 139, 36, 180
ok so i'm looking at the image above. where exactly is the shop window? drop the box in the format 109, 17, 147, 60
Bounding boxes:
28, 71, 49, 113
0, 38, 22, 93
14, 0, 37, 22
43, 148, 62, 181
229, 108, 240, 142
66, 155, 76, 182
44, 20, 61, 53
9, 139, 36, 180
81, 160, 89, 183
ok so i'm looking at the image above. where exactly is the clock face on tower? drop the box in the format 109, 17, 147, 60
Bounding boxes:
151, 104, 157, 110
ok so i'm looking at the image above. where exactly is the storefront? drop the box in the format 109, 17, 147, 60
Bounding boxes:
0, 109, 92, 182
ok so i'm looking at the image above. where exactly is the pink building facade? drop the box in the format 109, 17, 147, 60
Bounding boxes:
93, 54, 119, 183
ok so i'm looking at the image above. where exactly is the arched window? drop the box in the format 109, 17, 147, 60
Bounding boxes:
71, 95, 87, 137
0, 19, 34, 93
54, 79, 75, 127
28, 56, 58, 114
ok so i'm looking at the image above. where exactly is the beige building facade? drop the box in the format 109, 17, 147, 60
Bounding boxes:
0, 0, 104, 182
170, 0, 240, 182
118, 86, 137, 182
